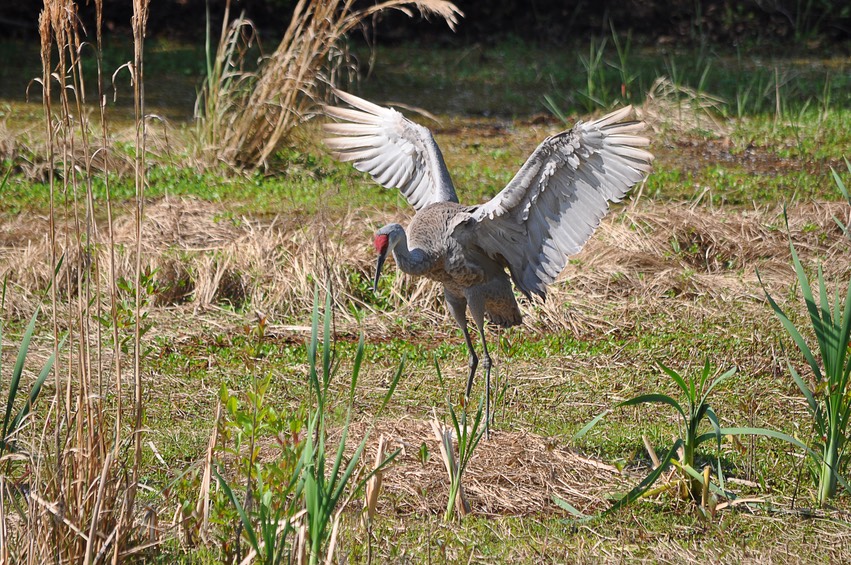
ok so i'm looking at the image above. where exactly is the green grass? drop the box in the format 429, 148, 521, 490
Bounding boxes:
2, 108, 848, 218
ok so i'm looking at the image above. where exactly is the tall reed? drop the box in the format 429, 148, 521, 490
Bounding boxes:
0, 0, 153, 560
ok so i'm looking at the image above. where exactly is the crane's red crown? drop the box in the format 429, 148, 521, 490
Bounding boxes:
374, 234, 389, 254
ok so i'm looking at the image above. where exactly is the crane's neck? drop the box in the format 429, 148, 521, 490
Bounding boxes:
391, 231, 438, 277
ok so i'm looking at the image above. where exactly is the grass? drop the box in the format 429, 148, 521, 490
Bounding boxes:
1, 109, 848, 218
2, 19, 851, 562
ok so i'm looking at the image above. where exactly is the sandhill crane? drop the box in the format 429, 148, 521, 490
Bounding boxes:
324, 89, 653, 433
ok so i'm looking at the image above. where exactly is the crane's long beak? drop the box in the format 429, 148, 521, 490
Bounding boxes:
373, 248, 388, 293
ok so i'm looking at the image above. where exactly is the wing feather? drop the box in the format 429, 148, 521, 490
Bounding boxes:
323, 88, 458, 211
465, 106, 654, 298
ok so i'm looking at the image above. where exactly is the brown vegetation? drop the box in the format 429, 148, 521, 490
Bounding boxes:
3, 197, 849, 336
198, 0, 462, 168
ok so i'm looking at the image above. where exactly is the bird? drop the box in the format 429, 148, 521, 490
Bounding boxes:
323, 88, 653, 434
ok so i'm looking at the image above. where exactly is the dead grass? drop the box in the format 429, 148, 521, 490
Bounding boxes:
638, 76, 730, 137
2, 198, 848, 335
201, 0, 462, 168
344, 418, 627, 517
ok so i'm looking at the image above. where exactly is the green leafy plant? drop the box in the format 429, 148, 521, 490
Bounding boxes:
433, 360, 486, 522
94, 269, 157, 356
575, 360, 735, 505
214, 289, 401, 563
1, 307, 60, 459
0, 270, 65, 462
577, 35, 609, 112
300, 290, 402, 564
761, 237, 851, 505
214, 371, 305, 564
447, 398, 485, 521
608, 21, 637, 103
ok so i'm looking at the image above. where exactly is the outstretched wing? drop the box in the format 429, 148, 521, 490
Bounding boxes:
465, 106, 653, 298
323, 89, 458, 211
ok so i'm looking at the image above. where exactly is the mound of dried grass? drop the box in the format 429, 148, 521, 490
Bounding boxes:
344, 418, 626, 517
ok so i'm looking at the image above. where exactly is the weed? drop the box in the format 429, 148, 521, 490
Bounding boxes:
199, 0, 462, 168
831, 158, 851, 239
760, 222, 851, 505
213, 290, 402, 563
574, 360, 735, 508
0, 291, 62, 460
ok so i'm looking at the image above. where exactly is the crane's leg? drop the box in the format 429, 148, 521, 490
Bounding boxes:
445, 290, 478, 399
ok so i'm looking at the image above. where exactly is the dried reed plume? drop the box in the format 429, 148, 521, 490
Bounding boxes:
638, 76, 730, 137
199, 0, 462, 168
0, 0, 152, 561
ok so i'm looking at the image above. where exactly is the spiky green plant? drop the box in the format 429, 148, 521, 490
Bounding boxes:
443, 396, 485, 522
576, 360, 735, 503
831, 158, 851, 239
216, 289, 401, 563
300, 290, 401, 564
761, 238, 851, 505
432, 359, 486, 521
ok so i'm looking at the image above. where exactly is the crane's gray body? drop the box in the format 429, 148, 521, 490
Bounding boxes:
404, 201, 522, 328
324, 88, 654, 433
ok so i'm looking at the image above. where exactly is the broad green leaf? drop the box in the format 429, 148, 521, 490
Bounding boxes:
788, 361, 823, 431
758, 268, 822, 382
703, 405, 726, 491
658, 361, 690, 399
552, 495, 589, 519
8, 335, 66, 437
349, 334, 364, 401
574, 409, 612, 440
379, 356, 405, 414
617, 393, 687, 424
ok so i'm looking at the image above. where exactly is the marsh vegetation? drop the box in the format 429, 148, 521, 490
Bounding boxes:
0, 0, 850, 562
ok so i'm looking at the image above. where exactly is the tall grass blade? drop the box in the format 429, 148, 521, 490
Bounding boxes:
214, 464, 260, 553
573, 409, 611, 440
832, 161, 851, 238
2, 308, 39, 439
7, 336, 66, 439
759, 268, 822, 380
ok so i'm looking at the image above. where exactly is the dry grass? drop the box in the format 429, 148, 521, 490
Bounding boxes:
638, 76, 730, 137
0, 0, 155, 562
199, 0, 462, 168
2, 198, 849, 336
345, 418, 627, 517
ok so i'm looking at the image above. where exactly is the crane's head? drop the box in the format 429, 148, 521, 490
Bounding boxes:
373, 223, 404, 292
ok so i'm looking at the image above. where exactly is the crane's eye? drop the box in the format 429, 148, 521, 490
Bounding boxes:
374, 234, 389, 254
